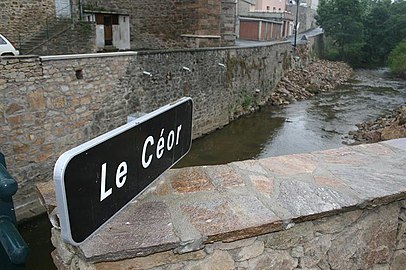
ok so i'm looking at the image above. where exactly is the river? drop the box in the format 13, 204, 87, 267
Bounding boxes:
18, 68, 405, 269
177, 68, 406, 167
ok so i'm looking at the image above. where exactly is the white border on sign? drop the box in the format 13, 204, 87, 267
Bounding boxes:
53, 97, 193, 246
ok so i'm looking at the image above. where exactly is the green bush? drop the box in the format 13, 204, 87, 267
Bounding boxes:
388, 39, 406, 77
321, 37, 340, 61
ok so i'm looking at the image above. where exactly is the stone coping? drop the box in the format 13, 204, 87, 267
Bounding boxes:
181, 34, 221, 39
239, 16, 283, 24
40, 52, 139, 61
37, 139, 406, 263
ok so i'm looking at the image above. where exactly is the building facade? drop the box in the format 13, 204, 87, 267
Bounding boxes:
237, 0, 294, 41
0, 0, 237, 55
253, 0, 289, 12
79, 0, 236, 50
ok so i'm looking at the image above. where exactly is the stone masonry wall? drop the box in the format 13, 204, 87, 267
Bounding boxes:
51, 201, 406, 270
0, 0, 56, 45
29, 22, 97, 56
221, 0, 238, 46
0, 37, 306, 220
81, 0, 235, 49
0, 53, 135, 218
36, 139, 406, 270
287, 5, 317, 33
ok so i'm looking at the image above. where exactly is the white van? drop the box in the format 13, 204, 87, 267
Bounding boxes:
0, 34, 20, 56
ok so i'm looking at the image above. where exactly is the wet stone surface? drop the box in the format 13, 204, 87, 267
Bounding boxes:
37, 139, 406, 268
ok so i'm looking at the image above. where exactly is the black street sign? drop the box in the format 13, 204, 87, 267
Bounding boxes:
54, 97, 193, 245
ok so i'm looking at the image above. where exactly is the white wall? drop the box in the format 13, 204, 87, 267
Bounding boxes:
55, 0, 72, 18
96, 25, 105, 49
112, 15, 130, 50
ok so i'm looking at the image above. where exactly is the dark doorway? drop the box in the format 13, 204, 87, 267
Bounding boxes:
104, 15, 113, 45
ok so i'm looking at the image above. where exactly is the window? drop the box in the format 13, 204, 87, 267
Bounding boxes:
112, 15, 119, 25
0, 37, 6, 45
96, 14, 104, 25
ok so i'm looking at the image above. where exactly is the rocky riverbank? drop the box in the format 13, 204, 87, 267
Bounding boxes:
269, 59, 353, 105
347, 106, 406, 144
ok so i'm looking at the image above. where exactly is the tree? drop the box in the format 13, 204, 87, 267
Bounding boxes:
388, 38, 406, 77
316, 0, 365, 66
382, 0, 406, 55
362, 0, 391, 66
316, 0, 406, 67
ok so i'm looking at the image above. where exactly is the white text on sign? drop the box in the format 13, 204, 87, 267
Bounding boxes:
142, 125, 182, 168
99, 124, 182, 202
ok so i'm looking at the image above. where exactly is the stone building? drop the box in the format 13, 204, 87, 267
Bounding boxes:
80, 0, 237, 50
0, 0, 236, 55
82, 11, 130, 51
0, 0, 316, 53
237, 0, 294, 41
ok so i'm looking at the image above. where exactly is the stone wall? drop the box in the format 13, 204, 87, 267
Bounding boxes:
287, 5, 317, 33
29, 22, 97, 56
0, 53, 135, 218
221, 0, 238, 46
81, 0, 236, 49
0, 36, 310, 220
0, 0, 56, 45
36, 139, 406, 270
51, 202, 406, 270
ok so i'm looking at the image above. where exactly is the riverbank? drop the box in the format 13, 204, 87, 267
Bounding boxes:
269, 59, 353, 105
348, 106, 406, 144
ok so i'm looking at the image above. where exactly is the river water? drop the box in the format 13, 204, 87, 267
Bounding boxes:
18, 69, 405, 269
177, 68, 406, 167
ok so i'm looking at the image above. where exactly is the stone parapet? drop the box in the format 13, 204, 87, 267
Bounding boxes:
37, 139, 406, 269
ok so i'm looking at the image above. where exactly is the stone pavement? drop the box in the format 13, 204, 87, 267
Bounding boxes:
37, 139, 406, 264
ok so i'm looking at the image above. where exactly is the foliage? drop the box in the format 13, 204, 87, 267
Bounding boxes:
316, 0, 406, 67
242, 94, 256, 110
362, 0, 391, 66
383, 0, 406, 52
388, 38, 406, 77
322, 36, 340, 61
316, 0, 365, 65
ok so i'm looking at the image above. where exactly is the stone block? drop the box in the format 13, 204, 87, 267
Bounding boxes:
51, 229, 75, 265
215, 238, 256, 251
265, 222, 314, 249
27, 90, 46, 110
248, 250, 298, 269
233, 240, 264, 261
327, 204, 398, 269
259, 154, 317, 176
277, 178, 358, 218
301, 235, 332, 268
168, 167, 214, 193
249, 174, 274, 196
77, 201, 181, 261
313, 210, 363, 234
94, 249, 206, 270
180, 197, 242, 240
390, 250, 406, 270
184, 250, 234, 270
5, 103, 24, 115
204, 164, 245, 189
